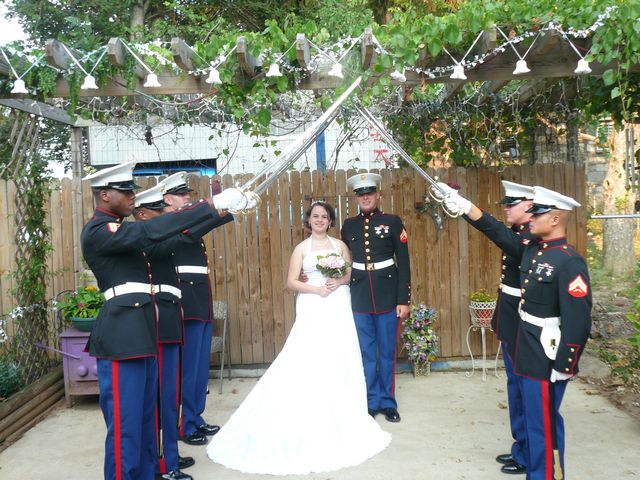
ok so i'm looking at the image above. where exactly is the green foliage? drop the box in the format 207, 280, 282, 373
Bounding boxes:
0, 356, 23, 399
57, 286, 105, 319
469, 289, 497, 303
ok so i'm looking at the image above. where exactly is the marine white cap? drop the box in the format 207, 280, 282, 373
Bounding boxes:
83, 162, 139, 190
158, 171, 193, 195
346, 172, 382, 195
527, 186, 581, 213
499, 180, 534, 206
134, 184, 167, 209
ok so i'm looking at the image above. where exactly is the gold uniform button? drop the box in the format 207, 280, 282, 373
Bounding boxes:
365, 225, 369, 230
532, 260, 537, 264
524, 279, 529, 284
563, 245, 568, 249
501, 274, 505, 279
543, 243, 548, 248
190, 281, 194, 285
568, 358, 573, 362
365, 241, 370, 245
502, 265, 506, 270
537, 251, 543, 256
365, 233, 369, 237
521, 288, 526, 293
565, 368, 570, 372
521, 299, 525, 305
365, 248, 370, 253
366, 256, 371, 260
538, 277, 543, 281
502, 255, 507, 260
570, 348, 575, 352
134, 302, 140, 307
528, 269, 532, 274
365, 218, 370, 223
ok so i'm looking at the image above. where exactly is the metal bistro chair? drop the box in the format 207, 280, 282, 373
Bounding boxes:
211, 300, 231, 394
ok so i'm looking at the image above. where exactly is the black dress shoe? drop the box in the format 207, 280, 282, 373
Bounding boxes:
382, 407, 401, 423
178, 456, 195, 470
197, 423, 221, 436
501, 462, 527, 474
157, 470, 193, 480
368, 409, 379, 417
496, 453, 514, 465
180, 431, 208, 445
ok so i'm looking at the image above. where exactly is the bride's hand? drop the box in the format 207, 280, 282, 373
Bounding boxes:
317, 285, 331, 298
325, 278, 340, 291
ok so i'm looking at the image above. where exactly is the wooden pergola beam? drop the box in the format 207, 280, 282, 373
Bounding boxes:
0, 98, 98, 126
171, 37, 196, 72
107, 38, 145, 79
295, 33, 310, 70
236, 36, 257, 77
44, 39, 82, 70
361, 28, 375, 71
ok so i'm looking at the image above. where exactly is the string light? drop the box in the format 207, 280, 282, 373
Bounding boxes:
0, 47, 29, 94
204, 45, 237, 85
60, 43, 101, 90
121, 40, 163, 88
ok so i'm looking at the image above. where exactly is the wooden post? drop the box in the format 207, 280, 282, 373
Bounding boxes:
70, 127, 83, 289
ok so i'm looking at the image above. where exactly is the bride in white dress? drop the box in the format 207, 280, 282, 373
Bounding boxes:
207, 201, 391, 475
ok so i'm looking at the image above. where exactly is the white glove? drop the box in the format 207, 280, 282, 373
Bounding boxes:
452, 194, 472, 215
550, 369, 573, 383
432, 182, 457, 201
212, 188, 245, 210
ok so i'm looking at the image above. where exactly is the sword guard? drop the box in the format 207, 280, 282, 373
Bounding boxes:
229, 190, 261, 215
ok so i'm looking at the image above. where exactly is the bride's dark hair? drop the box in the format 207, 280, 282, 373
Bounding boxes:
304, 200, 336, 231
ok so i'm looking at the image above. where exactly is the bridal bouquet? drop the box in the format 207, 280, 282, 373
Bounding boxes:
316, 253, 351, 278
401, 303, 439, 365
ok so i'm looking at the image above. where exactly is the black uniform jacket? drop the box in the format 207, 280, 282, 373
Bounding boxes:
465, 216, 534, 358
469, 212, 592, 380
81, 201, 217, 360
341, 208, 411, 313
170, 212, 234, 322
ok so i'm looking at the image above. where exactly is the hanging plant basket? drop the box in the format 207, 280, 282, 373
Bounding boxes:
469, 300, 496, 328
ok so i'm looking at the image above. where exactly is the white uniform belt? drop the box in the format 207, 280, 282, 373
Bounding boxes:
519, 306, 560, 328
104, 282, 153, 301
155, 284, 182, 299
352, 258, 395, 271
500, 284, 522, 298
176, 265, 209, 275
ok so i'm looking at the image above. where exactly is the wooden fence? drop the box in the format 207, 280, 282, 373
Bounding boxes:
0, 164, 587, 363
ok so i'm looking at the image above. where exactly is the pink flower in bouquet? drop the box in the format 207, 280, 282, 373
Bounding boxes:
316, 252, 351, 278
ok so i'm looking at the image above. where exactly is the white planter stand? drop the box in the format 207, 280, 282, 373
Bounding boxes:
466, 301, 501, 381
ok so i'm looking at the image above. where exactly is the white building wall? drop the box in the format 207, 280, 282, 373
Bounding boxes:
87, 119, 395, 175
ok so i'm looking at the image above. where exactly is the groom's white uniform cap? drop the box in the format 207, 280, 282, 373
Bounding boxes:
526, 186, 581, 214
158, 171, 193, 195
499, 180, 534, 206
347, 173, 382, 195
84, 162, 139, 191
134, 184, 167, 209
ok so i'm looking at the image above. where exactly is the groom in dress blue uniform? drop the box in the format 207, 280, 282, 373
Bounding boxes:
443, 185, 592, 480
158, 172, 233, 446
341, 173, 411, 423
462, 180, 534, 475
81, 163, 249, 480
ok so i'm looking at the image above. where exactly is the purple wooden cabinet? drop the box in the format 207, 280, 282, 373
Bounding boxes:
60, 328, 99, 406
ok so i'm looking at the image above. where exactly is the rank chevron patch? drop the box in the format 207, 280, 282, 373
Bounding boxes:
568, 274, 588, 297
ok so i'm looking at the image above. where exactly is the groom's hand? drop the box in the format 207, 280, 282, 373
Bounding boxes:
396, 305, 410, 319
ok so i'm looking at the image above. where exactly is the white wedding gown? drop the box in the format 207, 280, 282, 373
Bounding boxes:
207, 239, 391, 475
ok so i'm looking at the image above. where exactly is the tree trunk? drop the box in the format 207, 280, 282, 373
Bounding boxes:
130, 0, 149, 40
369, 0, 390, 25
602, 123, 638, 277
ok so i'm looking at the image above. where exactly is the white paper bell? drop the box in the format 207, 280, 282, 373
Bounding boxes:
390, 69, 407, 83
266, 63, 282, 77
205, 67, 222, 85
328, 63, 344, 79
450, 64, 467, 80
513, 59, 530, 75
80, 74, 98, 90
574, 58, 592, 75
144, 73, 162, 88
10, 78, 28, 94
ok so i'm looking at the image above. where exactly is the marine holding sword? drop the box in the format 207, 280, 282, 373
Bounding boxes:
439, 182, 592, 480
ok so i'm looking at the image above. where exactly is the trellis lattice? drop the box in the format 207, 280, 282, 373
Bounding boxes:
4, 111, 54, 385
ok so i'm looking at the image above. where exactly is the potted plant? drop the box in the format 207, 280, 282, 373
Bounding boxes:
401, 303, 439, 376
57, 285, 105, 332
469, 289, 498, 328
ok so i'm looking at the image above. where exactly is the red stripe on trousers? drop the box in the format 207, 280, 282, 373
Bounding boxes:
391, 315, 401, 395
157, 346, 166, 473
112, 362, 122, 480
541, 380, 552, 480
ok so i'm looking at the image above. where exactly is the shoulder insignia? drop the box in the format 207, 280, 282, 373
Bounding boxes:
568, 274, 588, 298
106, 222, 121, 234
400, 228, 408, 243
